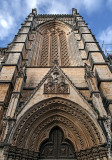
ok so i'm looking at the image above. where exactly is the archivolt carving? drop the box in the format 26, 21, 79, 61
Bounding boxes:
9, 97, 106, 153
16, 111, 97, 151
28, 118, 82, 152
24, 114, 87, 150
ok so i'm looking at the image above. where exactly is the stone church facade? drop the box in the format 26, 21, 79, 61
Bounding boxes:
0, 8, 112, 159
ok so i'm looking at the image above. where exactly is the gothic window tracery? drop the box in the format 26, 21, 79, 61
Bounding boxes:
59, 32, 70, 66
39, 32, 50, 66
50, 30, 59, 66
31, 21, 72, 67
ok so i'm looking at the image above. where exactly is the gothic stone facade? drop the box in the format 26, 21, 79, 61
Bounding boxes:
0, 8, 112, 160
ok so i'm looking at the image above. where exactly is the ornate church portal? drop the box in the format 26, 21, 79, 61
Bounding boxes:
39, 127, 76, 159
0, 8, 111, 160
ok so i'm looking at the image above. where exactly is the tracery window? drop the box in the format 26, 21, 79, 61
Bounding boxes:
30, 21, 71, 66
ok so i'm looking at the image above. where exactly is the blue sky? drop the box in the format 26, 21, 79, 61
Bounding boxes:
0, 0, 112, 54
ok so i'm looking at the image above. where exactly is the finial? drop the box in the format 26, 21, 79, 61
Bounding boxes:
72, 8, 77, 15
32, 8, 37, 15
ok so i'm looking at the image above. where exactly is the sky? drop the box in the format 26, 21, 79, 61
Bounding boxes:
0, 0, 112, 54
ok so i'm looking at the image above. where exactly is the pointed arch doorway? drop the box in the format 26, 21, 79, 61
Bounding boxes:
39, 126, 77, 160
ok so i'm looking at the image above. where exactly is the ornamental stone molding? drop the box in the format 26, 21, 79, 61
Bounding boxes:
7, 97, 106, 154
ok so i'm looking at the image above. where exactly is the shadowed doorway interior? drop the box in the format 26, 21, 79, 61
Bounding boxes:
39, 126, 77, 159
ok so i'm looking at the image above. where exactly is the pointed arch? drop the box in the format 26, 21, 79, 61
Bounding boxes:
37, 19, 72, 34
39, 126, 76, 159
30, 20, 72, 66
8, 97, 106, 154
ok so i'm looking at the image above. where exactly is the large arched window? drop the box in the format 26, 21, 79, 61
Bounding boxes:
30, 20, 72, 66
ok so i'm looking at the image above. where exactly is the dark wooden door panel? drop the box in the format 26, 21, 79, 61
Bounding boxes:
39, 127, 77, 159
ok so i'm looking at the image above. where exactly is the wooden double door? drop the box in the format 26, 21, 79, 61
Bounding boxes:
39, 127, 77, 159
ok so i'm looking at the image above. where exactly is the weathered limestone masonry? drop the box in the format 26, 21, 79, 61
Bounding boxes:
0, 9, 36, 159
0, 8, 111, 160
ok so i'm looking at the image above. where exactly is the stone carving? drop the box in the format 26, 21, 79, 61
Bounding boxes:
76, 145, 108, 159
28, 115, 84, 151
11, 98, 103, 152
85, 63, 94, 79
17, 63, 27, 81
2, 144, 108, 160
32, 18, 37, 31
44, 67, 69, 94
36, 14, 74, 26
